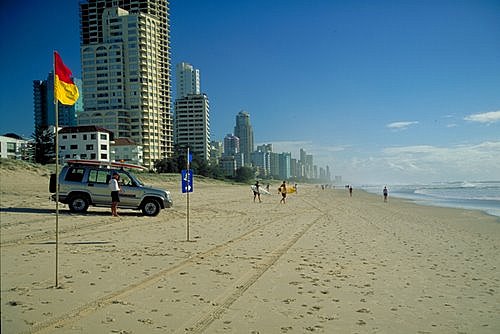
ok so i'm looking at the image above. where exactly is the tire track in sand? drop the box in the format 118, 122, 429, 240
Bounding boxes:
178, 214, 323, 334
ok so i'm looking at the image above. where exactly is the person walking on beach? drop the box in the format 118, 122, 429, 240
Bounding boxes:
383, 186, 388, 202
279, 181, 287, 204
253, 181, 262, 203
109, 172, 121, 216
349, 185, 353, 197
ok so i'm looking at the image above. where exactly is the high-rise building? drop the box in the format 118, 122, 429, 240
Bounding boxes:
34, 73, 81, 130
176, 62, 200, 99
234, 111, 254, 165
174, 94, 210, 160
174, 62, 210, 160
78, 0, 172, 169
223, 134, 239, 156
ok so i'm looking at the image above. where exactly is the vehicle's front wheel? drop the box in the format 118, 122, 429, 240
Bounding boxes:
141, 199, 160, 216
68, 194, 89, 213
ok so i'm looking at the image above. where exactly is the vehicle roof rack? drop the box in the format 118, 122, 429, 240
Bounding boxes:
65, 159, 146, 170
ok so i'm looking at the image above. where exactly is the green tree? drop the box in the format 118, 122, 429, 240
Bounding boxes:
32, 126, 55, 164
234, 166, 254, 182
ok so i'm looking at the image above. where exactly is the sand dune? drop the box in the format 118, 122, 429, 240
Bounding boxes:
1, 162, 499, 333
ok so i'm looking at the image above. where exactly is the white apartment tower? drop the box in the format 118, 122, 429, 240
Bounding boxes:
176, 62, 200, 99
78, 0, 172, 169
174, 62, 210, 160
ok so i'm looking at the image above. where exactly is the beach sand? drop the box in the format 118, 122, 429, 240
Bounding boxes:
1, 163, 499, 333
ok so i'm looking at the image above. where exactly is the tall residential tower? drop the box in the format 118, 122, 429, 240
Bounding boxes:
234, 111, 254, 165
78, 0, 172, 169
174, 62, 210, 160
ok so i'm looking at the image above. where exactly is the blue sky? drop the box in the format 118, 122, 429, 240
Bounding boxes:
1, 0, 499, 184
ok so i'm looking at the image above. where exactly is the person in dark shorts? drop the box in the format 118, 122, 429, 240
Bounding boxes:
383, 186, 388, 202
279, 181, 287, 204
109, 172, 121, 216
253, 181, 261, 203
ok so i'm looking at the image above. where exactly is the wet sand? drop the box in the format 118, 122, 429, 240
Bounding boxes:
1, 164, 499, 333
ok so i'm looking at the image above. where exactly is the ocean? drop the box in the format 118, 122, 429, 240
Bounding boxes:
361, 181, 500, 218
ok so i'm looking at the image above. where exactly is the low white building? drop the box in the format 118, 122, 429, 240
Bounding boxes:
0, 134, 31, 160
58, 126, 113, 162
111, 138, 143, 166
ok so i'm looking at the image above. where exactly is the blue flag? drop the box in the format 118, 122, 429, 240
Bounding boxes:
188, 152, 193, 163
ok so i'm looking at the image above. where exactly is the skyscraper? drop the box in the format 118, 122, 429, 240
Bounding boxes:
176, 62, 200, 99
174, 62, 210, 160
33, 73, 81, 130
234, 111, 254, 165
174, 94, 210, 160
78, 0, 172, 169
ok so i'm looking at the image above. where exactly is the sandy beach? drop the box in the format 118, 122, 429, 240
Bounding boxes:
1, 162, 499, 334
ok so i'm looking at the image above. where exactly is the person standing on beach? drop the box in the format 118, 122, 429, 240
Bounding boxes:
279, 181, 287, 204
349, 185, 353, 197
253, 181, 262, 203
383, 186, 388, 202
109, 172, 121, 216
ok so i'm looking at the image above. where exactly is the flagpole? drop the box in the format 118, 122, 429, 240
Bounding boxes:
53, 51, 60, 288
186, 147, 190, 241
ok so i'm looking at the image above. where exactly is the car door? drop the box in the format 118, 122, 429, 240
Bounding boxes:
115, 170, 143, 208
87, 168, 112, 205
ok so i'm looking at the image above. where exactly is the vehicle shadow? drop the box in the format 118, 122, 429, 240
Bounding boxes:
0, 207, 143, 217
0, 207, 55, 214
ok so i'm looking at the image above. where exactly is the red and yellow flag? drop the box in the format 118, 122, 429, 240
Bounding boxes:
54, 51, 79, 106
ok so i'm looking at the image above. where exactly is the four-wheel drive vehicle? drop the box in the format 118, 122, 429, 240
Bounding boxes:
49, 160, 173, 216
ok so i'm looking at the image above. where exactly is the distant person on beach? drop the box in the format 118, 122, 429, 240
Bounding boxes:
253, 181, 261, 203
266, 183, 270, 192
294, 183, 298, 193
383, 186, 388, 202
349, 185, 353, 197
279, 181, 287, 204
109, 172, 121, 216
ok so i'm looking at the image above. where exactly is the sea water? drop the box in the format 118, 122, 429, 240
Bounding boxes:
362, 181, 500, 218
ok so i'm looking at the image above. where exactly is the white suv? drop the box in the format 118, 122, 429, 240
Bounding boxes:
50, 161, 173, 216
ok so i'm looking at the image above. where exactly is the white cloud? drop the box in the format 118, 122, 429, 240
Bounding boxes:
330, 141, 500, 184
464, 110, 500, 124
386, 121, 419, 130
256, 140, 500, 184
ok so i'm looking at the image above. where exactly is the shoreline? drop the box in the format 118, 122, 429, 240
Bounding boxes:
2, 166, 500, 333
360, 184, 500, 218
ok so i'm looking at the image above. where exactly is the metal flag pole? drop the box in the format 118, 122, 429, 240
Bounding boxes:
53, 51, 60, 288
186, 147, 191, 241
186, 147, 190, 241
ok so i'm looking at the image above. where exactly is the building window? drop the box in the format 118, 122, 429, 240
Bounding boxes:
70, 145, 78, 149
83, 134, 87, 140
100, 133, 107, 140
62, 135, 67, 139
86, 144, 93, 150
101, 144, 107, 150
72, 135, 77, 139
60, 146, 66, 150
101, 153, 107, 159
91, 134, 96, 139
90, 153, 96, 159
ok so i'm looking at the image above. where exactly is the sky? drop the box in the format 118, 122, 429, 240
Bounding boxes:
1, 0, 499, 184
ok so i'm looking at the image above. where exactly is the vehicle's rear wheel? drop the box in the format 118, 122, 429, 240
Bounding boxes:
141, 199, 160, 216
68, 194, 89, 213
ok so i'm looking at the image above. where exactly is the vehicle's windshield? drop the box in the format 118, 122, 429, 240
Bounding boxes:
128, 172, 145, 186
